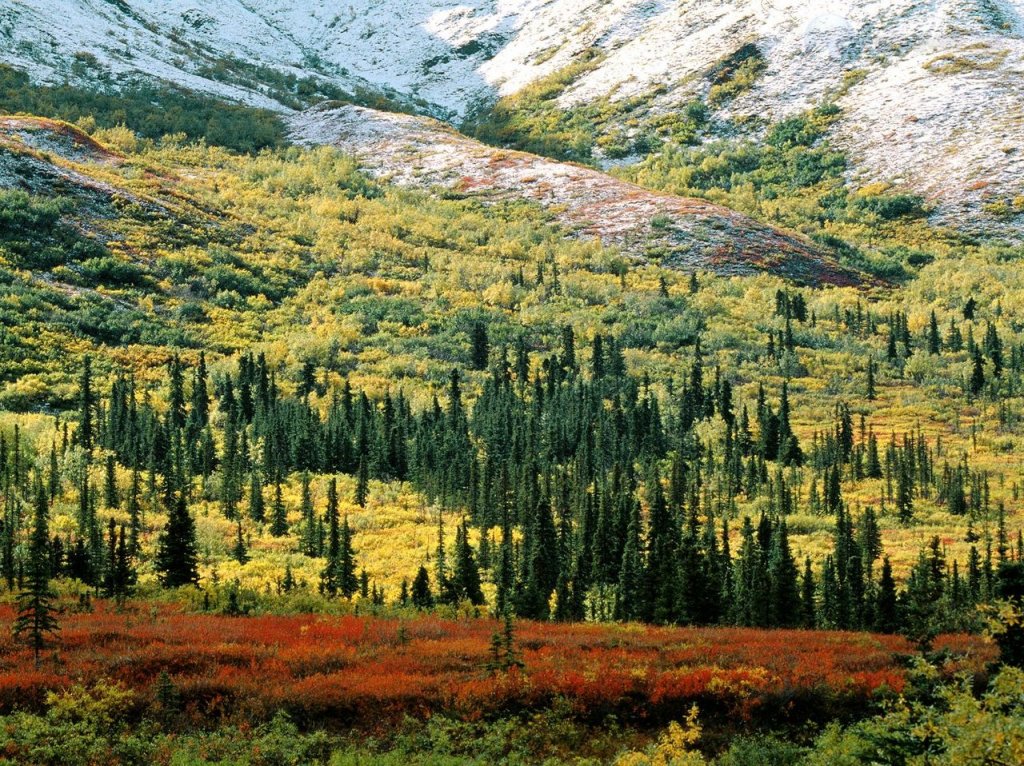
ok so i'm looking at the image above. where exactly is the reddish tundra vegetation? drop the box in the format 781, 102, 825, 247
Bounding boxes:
0, 602, 993, 732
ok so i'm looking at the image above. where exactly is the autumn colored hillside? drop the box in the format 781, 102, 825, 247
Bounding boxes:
289, 105, 869, 287
1, 51, 1024, 765
0, 108, 1023, 615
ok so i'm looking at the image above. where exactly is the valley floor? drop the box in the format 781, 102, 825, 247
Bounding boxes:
0, 599, 996, 764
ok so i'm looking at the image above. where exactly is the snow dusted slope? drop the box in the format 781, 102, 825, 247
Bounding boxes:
473, 0, 1024, 229
2, 0, 1022, 229
288, 104, 870, 287
0, 0, 507, 117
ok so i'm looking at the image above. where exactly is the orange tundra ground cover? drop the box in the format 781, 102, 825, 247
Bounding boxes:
0, 603, 995, 730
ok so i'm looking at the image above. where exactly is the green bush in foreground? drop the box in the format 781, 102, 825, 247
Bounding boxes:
1, 664, 1022, 765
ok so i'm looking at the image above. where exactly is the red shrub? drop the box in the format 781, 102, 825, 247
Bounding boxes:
0, 601, 994, 727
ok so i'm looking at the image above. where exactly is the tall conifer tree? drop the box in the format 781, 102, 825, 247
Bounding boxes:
14, 480, 59, 667
155, 495, 199, 588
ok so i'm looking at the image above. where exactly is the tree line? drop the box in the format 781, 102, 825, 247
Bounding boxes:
3, 329, 1024, 658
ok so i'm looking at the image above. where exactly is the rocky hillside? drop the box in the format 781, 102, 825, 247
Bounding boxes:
3, 0, 1021, 231
289, 104, 868, 287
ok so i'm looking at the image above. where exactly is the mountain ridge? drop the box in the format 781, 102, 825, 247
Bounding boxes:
288, 103, 872, 287
2, 0, 1022, 233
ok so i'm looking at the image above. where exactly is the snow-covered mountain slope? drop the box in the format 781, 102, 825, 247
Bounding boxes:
288, 104, 870, 287
2, 0, 1022, 230
0, 0, 502, 116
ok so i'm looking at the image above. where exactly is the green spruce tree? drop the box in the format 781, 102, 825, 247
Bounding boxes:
14, 480, 59, 667
154, 495, 200, 588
